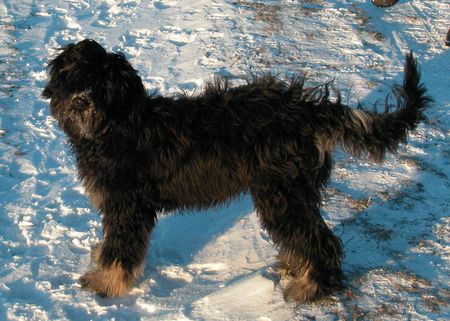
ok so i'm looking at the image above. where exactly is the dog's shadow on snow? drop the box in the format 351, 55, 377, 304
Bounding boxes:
150, 194, 254, 264
142, 194, 255, 294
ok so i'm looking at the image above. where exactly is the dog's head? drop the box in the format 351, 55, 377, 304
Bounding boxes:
43, 39, 146, 140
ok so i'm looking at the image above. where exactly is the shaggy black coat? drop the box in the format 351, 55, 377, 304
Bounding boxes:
42, 39, 432, 301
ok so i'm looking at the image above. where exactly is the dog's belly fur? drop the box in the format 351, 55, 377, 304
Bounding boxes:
157, 153, 247, 209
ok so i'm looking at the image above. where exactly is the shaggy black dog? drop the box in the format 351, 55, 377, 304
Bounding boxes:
42, 39, 431, 302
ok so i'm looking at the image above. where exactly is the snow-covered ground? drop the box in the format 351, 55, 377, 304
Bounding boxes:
0, 0, 449, 320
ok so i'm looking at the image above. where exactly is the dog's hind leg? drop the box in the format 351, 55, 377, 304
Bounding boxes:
251, 180, 343, 302
80, 195, 156, 298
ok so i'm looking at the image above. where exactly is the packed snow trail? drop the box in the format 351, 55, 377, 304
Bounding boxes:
0, 1, 449, 320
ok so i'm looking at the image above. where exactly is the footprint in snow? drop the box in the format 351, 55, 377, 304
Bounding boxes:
92, 1, 141, 28
151, 265, 193, 297
187, 263, 227, 275
154, 0, 178, 10
91, 2, 117, 28
157, 26, 196, 47
119, 29, 156, 49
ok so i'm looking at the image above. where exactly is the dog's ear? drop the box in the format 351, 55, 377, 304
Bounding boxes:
99, 53, 147, 120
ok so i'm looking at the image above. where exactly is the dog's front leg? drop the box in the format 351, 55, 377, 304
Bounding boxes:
80, 195, 156, 298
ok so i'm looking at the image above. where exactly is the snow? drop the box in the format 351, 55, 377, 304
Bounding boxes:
0, 0, 449, 320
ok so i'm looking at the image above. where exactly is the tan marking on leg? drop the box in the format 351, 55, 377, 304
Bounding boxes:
80, 261, 143, 298
283, 264, 319, 302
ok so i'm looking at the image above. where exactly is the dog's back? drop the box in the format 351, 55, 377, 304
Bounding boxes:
148, 52, 431, 175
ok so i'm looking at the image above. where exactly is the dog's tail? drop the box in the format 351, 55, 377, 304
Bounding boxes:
316, 52, 432, 163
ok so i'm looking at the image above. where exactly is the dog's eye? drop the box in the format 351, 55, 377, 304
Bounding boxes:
72, 97, 90, 110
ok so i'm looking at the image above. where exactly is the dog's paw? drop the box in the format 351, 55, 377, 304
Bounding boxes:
283, 273, 319, 302
282, 268, 343, 302
80, 265, 133, 298
80, 270, 108, 297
